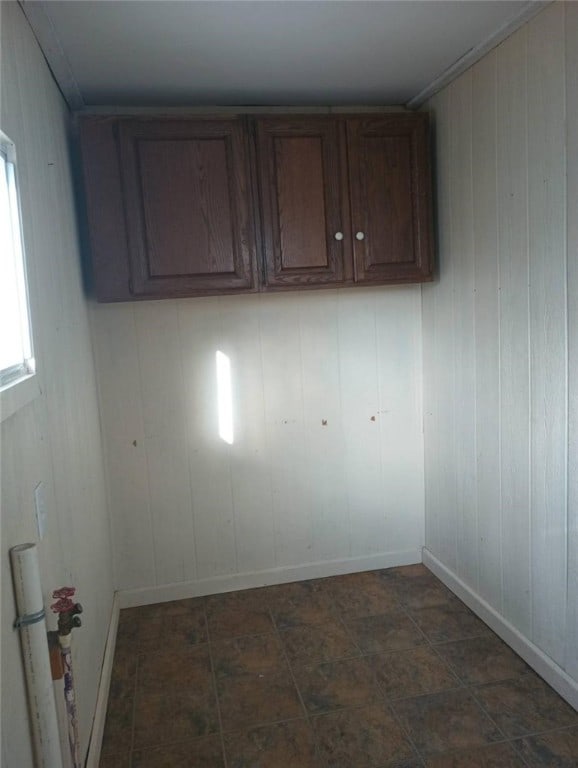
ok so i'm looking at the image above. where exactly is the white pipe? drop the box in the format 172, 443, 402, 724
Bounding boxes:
10, 543, 63, 768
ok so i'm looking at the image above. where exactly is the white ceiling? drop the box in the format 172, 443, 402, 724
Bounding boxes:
33, 0, 543, 108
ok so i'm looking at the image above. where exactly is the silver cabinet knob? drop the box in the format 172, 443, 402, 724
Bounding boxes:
355, 231, 365, 241
334, 232, 344, 241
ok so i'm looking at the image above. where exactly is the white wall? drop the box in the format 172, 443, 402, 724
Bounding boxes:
0, 3, 114, 765
91, 287, 424, 598
423, 0, 578, 693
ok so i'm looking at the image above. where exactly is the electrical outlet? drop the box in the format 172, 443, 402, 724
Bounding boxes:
34, 482, 47, 540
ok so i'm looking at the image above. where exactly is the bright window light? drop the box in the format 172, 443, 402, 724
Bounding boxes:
216, 350, 233, 445
0, 133, 34, 389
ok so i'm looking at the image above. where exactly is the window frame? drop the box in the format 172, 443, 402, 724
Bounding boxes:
0, 132, 39, 422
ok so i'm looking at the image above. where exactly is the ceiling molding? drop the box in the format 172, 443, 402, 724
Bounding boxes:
406, 0, 552, 109
18, 0, 84, 111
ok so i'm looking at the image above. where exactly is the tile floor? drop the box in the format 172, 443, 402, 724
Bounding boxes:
99, 564, 578, 767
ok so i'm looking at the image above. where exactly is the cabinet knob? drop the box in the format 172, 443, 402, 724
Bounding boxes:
334, 232, 344, 241
355, 231, 365, 241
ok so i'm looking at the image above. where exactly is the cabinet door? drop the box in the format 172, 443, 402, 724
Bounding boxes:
117, 119, 256, 297
346, 115, 434, 283
255, 118, 350, 288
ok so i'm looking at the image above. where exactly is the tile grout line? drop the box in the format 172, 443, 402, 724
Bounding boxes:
268, 604, 332, 768
320, 581, 428, 767
401, 596, 517, 760
128, 649, 138, 767
383, 587, 518, 763
398, 594, 566, 765
204, 605, 229, 768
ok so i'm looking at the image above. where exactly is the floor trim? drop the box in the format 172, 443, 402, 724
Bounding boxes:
117, 549, 422, 609
84, 593, 120, 768
423, 548, 578, 711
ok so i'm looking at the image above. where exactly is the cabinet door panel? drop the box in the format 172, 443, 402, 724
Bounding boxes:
118, 119, 256, 296
138, 138, 236, 277
256, 118, 350, 288
347, 115, 433, 283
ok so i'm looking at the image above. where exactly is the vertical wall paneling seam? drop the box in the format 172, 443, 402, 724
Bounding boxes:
495, 50, 504, 618
297, 296, 311, 561
523, 25, 533, 644
88, 303, 119, 590
334, 290, 352, 559
132, 303, 158, 586
469, 69, 480, 595
258, 295, 277, 569
562, 0, 571, 674
563, 12, 569, 673
373, 292, 387, 550
176, 301, 200, 582
418, 285, 427, 554
434, 86, 454, 568
497, 24, 532, 637
564, 0, 578, 680
257, 295, 278, 568
221, 297, 240, 575
449, 82, 459, 575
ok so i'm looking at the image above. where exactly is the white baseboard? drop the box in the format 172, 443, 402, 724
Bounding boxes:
84, 593, 120, 768
118, 549, 422, 609
422, 548, 578, 711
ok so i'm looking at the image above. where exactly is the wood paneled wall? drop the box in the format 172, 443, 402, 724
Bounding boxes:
91, 287, 424, 594
1, 4, 113, 764
423, 1, 578, 683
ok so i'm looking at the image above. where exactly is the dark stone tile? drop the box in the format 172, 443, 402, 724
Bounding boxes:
436, 636, 529, 685
136, 611, 208, 653
100, 692, 134, 756
516, 726, 578, 767
260, 578, 332, 607
280, 620, 360, 666
99, 754, 131, 768
312, 701, 417, 767
269, 583, 337, 629
108, 647, 137, 700
224, 719, 319, 768
424, 742, 526, 767
212, 633, 287, 678
474, 674, 578, 738
137, 644, 212, 695
369, 645, 460, 700
293, 657, 380, 715
345, 608, 425, 654
386, 573, 456, 610
392, 689, 502, 755
206, 591, 274, 639
329, 571, 400, 618
206, 588, 268, 614
132, 734, 225, 767
217, 668, 302, 731
123, 598, 206, 623
115, 616, 140, 651
133, 691, 219, 748
407, 601, 492, 644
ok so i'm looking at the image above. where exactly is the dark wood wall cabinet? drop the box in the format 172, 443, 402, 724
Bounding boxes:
79, 113, 434, 301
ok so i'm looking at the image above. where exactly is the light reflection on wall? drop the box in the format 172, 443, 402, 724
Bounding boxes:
216, 350, 234, 444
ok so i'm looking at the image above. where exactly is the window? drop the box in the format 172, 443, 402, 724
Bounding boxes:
0, 132, 35, 391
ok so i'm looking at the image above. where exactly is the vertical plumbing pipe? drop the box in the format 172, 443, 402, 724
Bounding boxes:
10, 543, 63, 768
58, 633, 80, 768
52, 587, 82, 768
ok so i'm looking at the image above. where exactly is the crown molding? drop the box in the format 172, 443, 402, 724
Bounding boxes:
18, 0, 84, 111
407, 0, 552, 109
